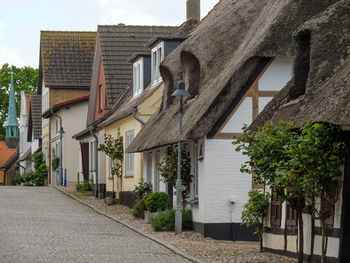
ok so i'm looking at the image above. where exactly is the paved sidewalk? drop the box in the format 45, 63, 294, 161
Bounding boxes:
0, 186, 190, 263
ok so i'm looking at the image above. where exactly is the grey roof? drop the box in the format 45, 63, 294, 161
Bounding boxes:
145, 36, 188, 48
29, 94, 42, 140
127, 0, 339, 153
18, 148, 31, 163
251, 0, 350, 130
97, 25, 177, 108
39, 31, 96, 89
128, 52, 151, 63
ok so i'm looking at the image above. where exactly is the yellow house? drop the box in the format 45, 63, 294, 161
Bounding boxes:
98, 53, 164, 206
98, 36, 188, 206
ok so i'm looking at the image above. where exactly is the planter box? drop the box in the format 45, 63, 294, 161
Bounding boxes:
144, 211, 160, 224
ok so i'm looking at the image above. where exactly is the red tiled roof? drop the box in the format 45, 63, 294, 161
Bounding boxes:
0, 141, 17, 167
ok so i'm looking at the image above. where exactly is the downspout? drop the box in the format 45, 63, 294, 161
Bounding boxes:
89, 126, 99, 198
132, 106, 145, 126
51, 109, 63, 187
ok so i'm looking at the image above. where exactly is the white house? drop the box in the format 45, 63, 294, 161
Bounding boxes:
127, 0, 336, 241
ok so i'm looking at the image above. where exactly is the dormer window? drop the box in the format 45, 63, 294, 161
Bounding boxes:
133, 58, 144, 97
151, 42, 164, 86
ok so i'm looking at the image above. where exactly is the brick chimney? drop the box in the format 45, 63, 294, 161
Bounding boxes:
186, 0, 200, 22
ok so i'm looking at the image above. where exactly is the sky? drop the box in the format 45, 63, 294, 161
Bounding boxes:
0, 0, 218, 68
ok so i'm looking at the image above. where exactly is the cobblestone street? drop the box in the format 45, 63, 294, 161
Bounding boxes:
0, 186, 189, 263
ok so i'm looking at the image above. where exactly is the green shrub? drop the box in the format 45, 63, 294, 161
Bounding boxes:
76, 182, 83, 192
52, 157, 60, 171
79, 178, 93, 194
33, 163, 48, 186
22, 171, 35, 183
10, 173, 22, 186
151, 209, 193, 232
23, 182, 34, 187
145, 192, 170, 212
132, 199, 146, 219
134, 179, 152, 200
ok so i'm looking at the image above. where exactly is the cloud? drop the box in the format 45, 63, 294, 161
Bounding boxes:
100, 8, 161, 25
0, 47, 26, 67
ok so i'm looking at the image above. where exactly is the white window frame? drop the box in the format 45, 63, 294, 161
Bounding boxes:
42, 91, 49, 126
151, 42, 164, 87
109, 157, 114, 178
133, 58, 144, 97
153, 151, 160, 192
125, 131, 134, 176
147, 152, 153, 184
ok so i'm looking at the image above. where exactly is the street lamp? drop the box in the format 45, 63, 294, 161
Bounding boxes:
172, 81, 190, 234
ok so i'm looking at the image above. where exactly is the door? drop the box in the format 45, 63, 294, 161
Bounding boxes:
80, 143, 89, 181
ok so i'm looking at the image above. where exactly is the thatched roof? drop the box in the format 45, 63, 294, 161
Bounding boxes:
127, 0, 338, 153
251, 0, 350, 130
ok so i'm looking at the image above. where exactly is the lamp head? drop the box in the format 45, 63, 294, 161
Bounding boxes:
171, 81, 190, 97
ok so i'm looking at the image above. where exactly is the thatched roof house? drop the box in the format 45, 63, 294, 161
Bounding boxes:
127, 0, 339, 153
251, 0, 350, 130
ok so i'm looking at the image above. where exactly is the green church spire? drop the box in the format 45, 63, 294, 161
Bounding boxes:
5, 71, 19, 149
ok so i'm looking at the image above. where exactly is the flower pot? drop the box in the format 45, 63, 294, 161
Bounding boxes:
144, 211, 160, 224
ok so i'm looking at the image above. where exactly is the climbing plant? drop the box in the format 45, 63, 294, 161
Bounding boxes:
157, 145, 192, 208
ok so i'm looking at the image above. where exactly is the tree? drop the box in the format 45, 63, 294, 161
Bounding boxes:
0, 63, 38, 140
233, 121, 345, 263
241, 190, 270, 251
157, 145, 193, 208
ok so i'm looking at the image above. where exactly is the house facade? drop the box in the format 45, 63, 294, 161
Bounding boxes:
251, 1, 350, 262
73, 25, 178, 198
27, 93, 42, 168
0, 142, 17, 185
127, 0, 338, 241
18, 92, 32, 174
38, 31, 96, 185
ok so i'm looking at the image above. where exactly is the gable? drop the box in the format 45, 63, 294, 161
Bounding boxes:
214, 57, 293, 138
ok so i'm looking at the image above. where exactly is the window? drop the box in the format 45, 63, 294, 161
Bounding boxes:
125, 131, 134, 176
153, 151, 160, 192
56, 119, 58, 134
147, 152, 152, 184
286, 205, 297, 228
271, 193, 282, 228
151, 42, 164, 86
133, 58, 144, 97
42, 91, 49, 126
99, 85, 103, 111
109, 157, 114, 178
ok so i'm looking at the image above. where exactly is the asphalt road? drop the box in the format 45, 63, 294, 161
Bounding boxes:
0, 186, 189, 263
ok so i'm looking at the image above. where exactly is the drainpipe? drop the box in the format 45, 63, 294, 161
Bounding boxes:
51, 109, 63, 187
89, 126, 99, 198
132, 106, 145, 126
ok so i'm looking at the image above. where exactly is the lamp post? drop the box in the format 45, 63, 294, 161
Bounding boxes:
172, 81, 190, 234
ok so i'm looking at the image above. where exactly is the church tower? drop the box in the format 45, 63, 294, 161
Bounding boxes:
5, 71, 19, 149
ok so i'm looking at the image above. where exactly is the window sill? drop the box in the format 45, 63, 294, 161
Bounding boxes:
189, 199, 199, 205
125, 174, 134, 178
